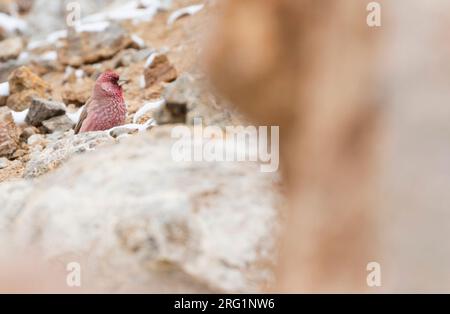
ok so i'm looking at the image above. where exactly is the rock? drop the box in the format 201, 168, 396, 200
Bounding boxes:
42, 115, 75, 133
144, 54, 177, 88
6, 66, 52, 111
61, 77, 94, 106
19, 126, 40, 142
0, 37, 24, 62
24, 131, 114, 178
0, 127, 280, 292
58, 24, 134, 67
0, 107, 19, 158
25, 98, 66, 127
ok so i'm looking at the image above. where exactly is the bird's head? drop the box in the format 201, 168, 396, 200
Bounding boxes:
95, 70, 127, 98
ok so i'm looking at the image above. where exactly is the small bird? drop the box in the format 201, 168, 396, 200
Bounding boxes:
74, 70, 127, 134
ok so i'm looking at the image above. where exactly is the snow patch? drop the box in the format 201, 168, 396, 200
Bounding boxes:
133, 99, 165, 123
11, 109, 29, 126
167, 4, 204, 26
0, 82, 9, 97
0, 12, 27, 34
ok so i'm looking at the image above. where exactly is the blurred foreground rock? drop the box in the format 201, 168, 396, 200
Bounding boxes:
0, 126, 279, 292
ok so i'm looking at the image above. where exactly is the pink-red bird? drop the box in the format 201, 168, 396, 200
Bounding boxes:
74, 71, 127, 134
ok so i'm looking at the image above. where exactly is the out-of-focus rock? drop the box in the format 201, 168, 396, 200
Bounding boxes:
15, 0, 33, 14
0, 107, 20, 158
24, 131, 113, 178
42, 115, 75, 133
144, 54, 177, 88
161, 74, 232, 126
6, 66, 52, 111
58, 24, 134, 67
25, 98, 66, 127
0, 127, 280, 292
61, 77, 94, 106
0, 37, 24, 62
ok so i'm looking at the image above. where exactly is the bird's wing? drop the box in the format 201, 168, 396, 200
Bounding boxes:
74, 98, 92, 134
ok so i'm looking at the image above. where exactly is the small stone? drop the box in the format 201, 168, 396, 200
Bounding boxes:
25, 98, 66, 127
42, 115, 75, 133
6, 66, 52, 111
144, 54, 177, 88
0, 107, 20, 158
61, 77, 94, 106
0, 37, 24, 62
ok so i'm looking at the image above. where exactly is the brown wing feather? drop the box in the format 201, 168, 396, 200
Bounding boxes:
74, 98, 92, 134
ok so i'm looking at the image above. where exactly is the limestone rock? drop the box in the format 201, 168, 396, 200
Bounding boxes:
0, 107, 19, 158
6, 66, 52, 111
42, 115, 75, 133
25, 98, 66, 127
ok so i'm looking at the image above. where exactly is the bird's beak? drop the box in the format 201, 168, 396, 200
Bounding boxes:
118, 78, 129, 86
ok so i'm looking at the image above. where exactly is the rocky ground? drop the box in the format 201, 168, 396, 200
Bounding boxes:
0, 0, 281, 292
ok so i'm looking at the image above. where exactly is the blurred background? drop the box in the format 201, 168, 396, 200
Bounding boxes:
1, 0, 450, 293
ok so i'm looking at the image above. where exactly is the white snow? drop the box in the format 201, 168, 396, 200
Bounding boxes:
139, 75, 146, 89
0, 82, 10, 97
67, 107, 84, 124
75, 69, 85, 79
167, 4, 204, 26
75, 21, 110, 33
81, 1, 160, 24
144, 51, 158, 68
11, 109, 29, 125
131, 34, 146, 49
0, 12, 27, 34
133, 99, 165, 123
109, 118, 157, 138
27, 30, 67, 50
39, 51, 58, 61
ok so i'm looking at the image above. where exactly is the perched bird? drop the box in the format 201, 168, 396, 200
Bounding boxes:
74, 71, 127, 134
